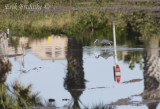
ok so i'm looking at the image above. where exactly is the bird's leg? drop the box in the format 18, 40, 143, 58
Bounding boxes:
105, 46, 106, 52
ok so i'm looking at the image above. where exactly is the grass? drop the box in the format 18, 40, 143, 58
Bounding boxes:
0, 0, 160, 46
0, 81, 43, 109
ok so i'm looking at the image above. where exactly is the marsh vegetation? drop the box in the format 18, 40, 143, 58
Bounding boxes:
1, 0, 160, 109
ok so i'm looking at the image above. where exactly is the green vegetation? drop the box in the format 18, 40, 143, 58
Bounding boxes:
123, 1, 160, 6
0, 10, 139, 44
1, 1, 160, 108
0, 81, 42, 109
0, 0, 160, 45
118, 51, 143, 70
88, 104, 116, 109
1, 7, 160, 45
0, 0, 116, 7
0, 0, 160, 7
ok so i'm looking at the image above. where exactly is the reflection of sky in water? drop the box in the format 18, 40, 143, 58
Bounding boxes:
6, 46, 150, 109
83, 50, 144, 107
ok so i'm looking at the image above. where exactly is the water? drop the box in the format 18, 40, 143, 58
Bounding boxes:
4, 35, 160, 108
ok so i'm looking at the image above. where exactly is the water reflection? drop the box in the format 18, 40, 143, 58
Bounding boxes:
0, 33, 43, 108
30, 36, 67, 60
95, 50, 113, 59
142, 36, 160, 109
110, 36, 160, 108
64, 36, 85, 108
6, 34, 160, 108
0, 33, 11, 83
8, 35, 68, 61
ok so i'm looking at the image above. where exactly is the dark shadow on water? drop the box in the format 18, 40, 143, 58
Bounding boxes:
64, 36, 117, 109
64, 36, 85, 109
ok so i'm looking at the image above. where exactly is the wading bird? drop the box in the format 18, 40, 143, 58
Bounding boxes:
94, 39, 112, 50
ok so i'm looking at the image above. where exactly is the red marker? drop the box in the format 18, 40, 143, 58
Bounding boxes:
113, 22, 121, 83
115, 65, 121, 83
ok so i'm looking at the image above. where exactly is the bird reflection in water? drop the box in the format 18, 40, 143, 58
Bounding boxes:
94, 39, 113, 59
95, 51, 113, 59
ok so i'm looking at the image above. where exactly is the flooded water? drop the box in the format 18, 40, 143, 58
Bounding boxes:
1, 0, 160, 108
4, 35, 160, 109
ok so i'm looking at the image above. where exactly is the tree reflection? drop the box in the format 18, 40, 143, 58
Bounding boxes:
64, 36, 85, 109
0, 33, 42, 108
0, 33, 12, 83
118, 51, 143, 70
0, 33, 13, 108
142, 36, 160, 109
0, 57, 12, 83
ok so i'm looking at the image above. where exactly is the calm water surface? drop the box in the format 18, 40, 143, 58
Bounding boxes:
5, 35, 160, 109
